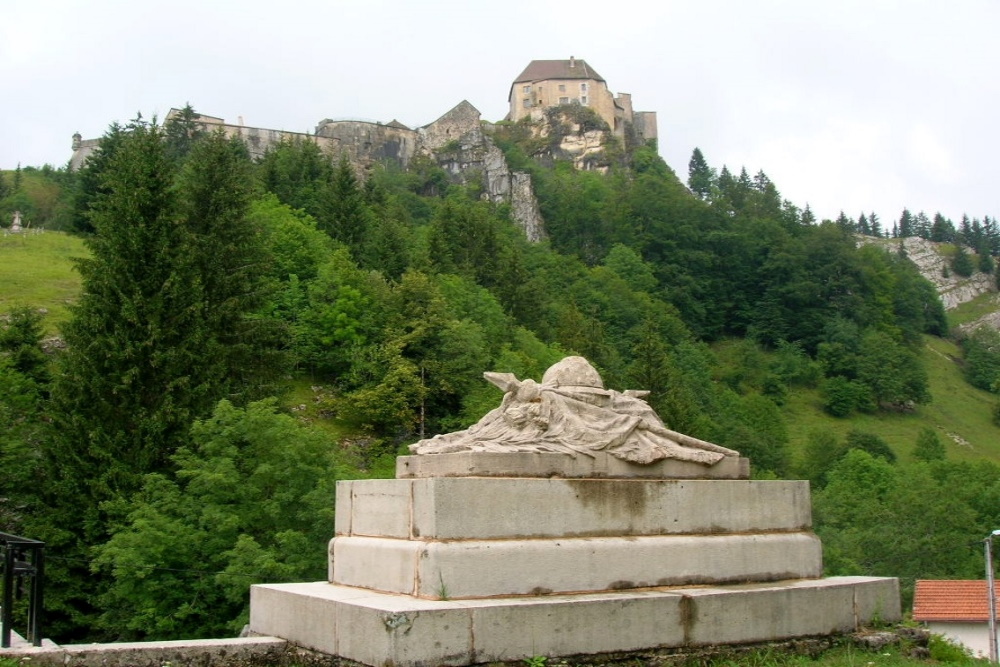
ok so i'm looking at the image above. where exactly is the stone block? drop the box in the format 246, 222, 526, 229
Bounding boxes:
336, 592, 472, 667
682, 577, 902, 646
337, 479, 411, 538
330, 532, 823, 597
330, 536, 419, 592
338, 478, 813, 540
397, 451, 750, 479
468, 591, 685, 662
248, 577, 899, 667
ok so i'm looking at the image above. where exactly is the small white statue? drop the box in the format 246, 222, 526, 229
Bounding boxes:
10, 211, 23, 233
410, 356, 739, 466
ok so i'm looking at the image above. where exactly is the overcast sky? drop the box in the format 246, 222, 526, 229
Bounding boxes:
2, 0, 997, 226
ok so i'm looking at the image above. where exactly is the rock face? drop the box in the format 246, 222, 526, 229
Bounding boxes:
890, 236, 995, 311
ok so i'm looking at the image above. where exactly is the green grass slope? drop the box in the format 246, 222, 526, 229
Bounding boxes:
0, 230, 86, 331
784, 334, 1000, 467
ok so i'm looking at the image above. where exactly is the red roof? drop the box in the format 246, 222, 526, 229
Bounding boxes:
913, 580, 1000, 622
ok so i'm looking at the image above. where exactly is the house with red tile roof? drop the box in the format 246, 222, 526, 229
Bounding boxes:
507, 57, 657, 145
913, 579, 1000, 658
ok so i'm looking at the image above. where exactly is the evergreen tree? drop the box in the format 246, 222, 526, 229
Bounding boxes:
978, 245, 995, 274
163, 103, 207, 164
952, 245, 974, 277
834, 211, 854, 232
930, 213, 954, 243
959, 214, 973, 246
913, 211, 931, 239
686, 147, 715, 200
869, 212, 882, 238
70, 122, 127, 234
800, 204, 816, 226
857, 213, 870, 236
51, 121, 285, 515
984, 216, 1000, 256
326, 157, 371, 251
897, 209, 914, 238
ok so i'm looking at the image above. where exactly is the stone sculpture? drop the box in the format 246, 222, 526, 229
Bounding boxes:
409, 356, 738, 465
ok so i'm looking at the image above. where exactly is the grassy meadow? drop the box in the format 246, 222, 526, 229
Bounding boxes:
0, 229, 86, 332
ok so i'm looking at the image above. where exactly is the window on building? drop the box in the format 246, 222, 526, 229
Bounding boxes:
581, 83, 588, 92
559, 96, 569, 105
581, 96, 588, 105
558, 84, 566, 92
523, 85, 530, 94
523, 98, 531, 108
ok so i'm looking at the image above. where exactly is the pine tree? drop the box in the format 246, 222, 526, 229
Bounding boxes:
913, 211, 931, 239
952, 244, 974, 277
801, 204, 816, 225
897, 209, 914, 238
324, 157, 371, 251
834, 211, 854, 232
686, 147, 715, 200
869, 212, 882, 238
857, 213, 870, 236
51, 123, 285, 507
70, 122, 127, 234
163, 103, 207, 164
930, 213, 953, 243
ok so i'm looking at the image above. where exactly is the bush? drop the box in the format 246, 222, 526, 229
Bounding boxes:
928, 633, 973, 662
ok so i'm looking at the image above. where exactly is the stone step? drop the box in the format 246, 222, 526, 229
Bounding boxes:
336, 477, 813, 540
329, 532, 823, 598
249, 576, 901, 667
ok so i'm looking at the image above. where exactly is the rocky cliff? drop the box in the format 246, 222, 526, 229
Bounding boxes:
865, 236, 999, 329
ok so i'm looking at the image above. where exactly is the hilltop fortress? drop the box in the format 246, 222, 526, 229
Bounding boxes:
69, 58, 656, 242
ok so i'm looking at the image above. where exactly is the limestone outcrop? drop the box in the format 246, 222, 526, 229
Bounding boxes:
889, 236, 995, 310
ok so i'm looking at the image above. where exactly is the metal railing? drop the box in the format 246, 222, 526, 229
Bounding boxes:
0, 532, 44, 648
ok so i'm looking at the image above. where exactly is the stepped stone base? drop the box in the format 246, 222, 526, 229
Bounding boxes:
249, 577, 900, 667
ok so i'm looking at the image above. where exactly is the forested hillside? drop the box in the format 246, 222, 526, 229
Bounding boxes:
2, 109, 1000, 642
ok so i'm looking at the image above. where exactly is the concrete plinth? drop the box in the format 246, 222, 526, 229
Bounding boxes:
249, 577, 901, 667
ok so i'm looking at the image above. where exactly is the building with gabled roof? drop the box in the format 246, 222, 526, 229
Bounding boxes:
913, 579, 1000, 657
507, 56, 656, 145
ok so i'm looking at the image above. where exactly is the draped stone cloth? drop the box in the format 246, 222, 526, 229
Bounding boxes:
410, 357, 739, 466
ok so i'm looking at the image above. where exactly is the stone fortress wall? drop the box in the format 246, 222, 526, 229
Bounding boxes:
68, 59, 654, 242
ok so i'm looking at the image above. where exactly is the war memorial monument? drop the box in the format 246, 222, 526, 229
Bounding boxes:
249, 356, 900, 666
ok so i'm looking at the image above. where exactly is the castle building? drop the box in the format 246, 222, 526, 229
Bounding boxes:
507, 57, 657, 144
